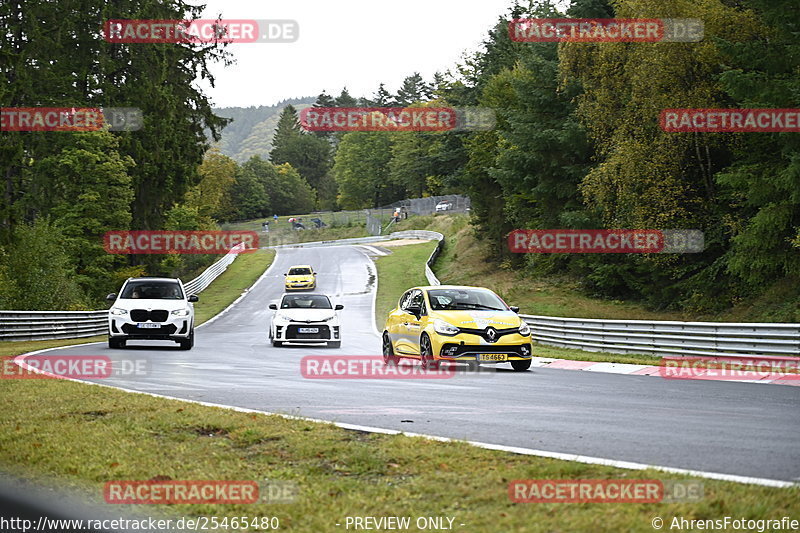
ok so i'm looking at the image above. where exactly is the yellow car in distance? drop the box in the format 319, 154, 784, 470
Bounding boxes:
383, 285, 533, 371
284, 265, 316, 291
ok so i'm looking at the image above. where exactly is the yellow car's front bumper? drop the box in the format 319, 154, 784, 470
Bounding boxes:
285, 279, 316, 291
430, 332, 532, 363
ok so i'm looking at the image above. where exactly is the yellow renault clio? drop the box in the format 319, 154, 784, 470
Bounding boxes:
284, 265, 317, 291
383, 285, 533, 371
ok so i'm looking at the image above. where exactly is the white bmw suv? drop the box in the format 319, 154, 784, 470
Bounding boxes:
107, 277, 198, 350
269, 293, 343, 348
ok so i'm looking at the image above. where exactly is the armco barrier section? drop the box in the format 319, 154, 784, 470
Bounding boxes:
520, 315, 800, 359
0, 243, 247, 342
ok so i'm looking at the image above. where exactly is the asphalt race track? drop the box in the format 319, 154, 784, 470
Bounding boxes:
27, 245, 800, 483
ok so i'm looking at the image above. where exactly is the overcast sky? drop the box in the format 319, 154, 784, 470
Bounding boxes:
192, 0, 517, 108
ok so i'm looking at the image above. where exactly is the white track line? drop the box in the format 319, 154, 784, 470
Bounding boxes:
12, 352, 799, 489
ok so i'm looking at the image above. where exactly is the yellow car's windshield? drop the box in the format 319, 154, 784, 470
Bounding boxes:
427, 289, 507, 311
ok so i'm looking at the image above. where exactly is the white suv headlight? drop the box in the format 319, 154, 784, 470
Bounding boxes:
110, 307, 128, 316
518, 322, 531, 336
171, 308, 191, 317
433, 319, 459, 336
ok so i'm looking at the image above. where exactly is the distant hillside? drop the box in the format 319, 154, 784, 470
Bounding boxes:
211, 97, 316, 162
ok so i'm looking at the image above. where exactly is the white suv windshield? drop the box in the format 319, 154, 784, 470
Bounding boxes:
121, 281, 184, 300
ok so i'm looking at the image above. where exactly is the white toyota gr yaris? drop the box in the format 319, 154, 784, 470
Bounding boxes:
268, 293, 343, 348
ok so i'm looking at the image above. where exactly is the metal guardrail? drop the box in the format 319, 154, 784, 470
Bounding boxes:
519, 315, 800, 359
0, 243, 247, 342
389, 230, 444, 286
183, 243, 245, 294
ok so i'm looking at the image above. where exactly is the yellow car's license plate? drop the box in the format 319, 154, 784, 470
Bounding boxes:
478, 353, 508, 361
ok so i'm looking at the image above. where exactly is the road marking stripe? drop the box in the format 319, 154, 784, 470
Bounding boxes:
12, 352, 798, 489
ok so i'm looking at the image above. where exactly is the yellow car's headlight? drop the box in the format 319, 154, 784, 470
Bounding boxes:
433, 318, 460, 336
518, 322, 530, 336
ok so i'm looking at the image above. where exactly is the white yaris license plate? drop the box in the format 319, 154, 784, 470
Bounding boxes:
298, 327, 319, 333
137, 323, 160, 329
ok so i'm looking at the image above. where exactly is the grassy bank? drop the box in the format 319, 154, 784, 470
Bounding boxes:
0, 377, 796, 532
193, 248, 275, 324
223, 212, 372, 248
391, 214, 800, 323
373, 241, 439, 332
369, 235, 662, 366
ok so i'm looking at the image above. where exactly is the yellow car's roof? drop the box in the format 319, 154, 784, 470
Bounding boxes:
287, 265, 314, 270
413, 285, 489, 292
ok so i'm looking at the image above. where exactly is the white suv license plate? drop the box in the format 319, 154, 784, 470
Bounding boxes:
298, 327, 319, 334
137, 323, 160, 329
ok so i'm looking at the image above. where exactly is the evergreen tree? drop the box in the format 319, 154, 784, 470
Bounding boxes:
393, 73, 429, 106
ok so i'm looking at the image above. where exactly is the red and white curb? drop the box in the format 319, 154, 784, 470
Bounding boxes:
530, 357, 800, 386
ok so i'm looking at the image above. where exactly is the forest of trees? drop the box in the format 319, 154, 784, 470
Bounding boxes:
321, 0, 800, 315
1, 0, 798, 316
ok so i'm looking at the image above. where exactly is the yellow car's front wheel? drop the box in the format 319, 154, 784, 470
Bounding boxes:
419, 333, 439, 369
382, 332, 399, 365
511, 359, 532, 371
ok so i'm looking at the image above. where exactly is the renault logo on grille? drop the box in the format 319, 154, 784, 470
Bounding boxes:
485, 327, 498, 342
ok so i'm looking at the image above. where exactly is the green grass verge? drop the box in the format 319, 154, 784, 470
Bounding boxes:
193, 249, 275, 325
369, 222, 662, 365
0, 249, 275, 358
223, 213, 371, 248
373, 241, 438, 333
0, 378, 796, 532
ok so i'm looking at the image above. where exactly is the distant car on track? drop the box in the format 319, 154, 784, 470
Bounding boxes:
435, 201, 453, 212
269, 293, 343, 348
383, 285, 532, 371
284, 265, 316, 291
106, 277, 198, 350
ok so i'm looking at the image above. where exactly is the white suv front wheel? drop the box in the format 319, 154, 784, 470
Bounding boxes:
179, 329, 194, 350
